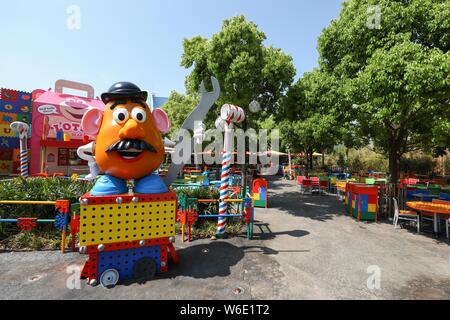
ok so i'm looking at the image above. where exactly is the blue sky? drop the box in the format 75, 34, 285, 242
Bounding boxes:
1, 0, 343, 98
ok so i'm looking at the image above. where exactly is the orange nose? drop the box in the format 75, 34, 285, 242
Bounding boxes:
119, 119, 145, 140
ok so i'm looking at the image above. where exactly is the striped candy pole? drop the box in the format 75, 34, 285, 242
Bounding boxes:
217, 146, 232, 235
10, 122, 29, 177
19, 149, 28, 177
216, 105, 245, 237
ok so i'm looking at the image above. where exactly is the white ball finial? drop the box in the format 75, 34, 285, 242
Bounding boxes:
249, 100, 261, 113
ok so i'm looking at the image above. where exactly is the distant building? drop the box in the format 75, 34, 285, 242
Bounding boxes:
149, 93, 167, 111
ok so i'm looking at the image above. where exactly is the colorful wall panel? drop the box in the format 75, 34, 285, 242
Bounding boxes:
0, 88, 32, 174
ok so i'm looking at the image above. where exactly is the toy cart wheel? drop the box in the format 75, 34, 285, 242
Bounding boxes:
133, 258, 157, 283
100, 269, 120, 288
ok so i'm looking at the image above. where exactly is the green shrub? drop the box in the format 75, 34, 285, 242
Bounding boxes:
183, 220, 244, 238
400, 154, 437, 176
347, 148, 388, 173
0, 177, 93, 203
176, 187, 220, 215
175, 187, 219, 200
0, 177, 93, 247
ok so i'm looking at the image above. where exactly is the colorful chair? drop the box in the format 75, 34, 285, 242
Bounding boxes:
297, 176, 305, 185
301, 179, 312, 194
439, 193, 450, 201
393, 198, 420, 232
329, 176, 337, 194
311, 177, 320, 194
319, 180, 329, 195
252, 178, 268, 208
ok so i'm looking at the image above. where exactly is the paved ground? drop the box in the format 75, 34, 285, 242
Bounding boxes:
1, 177, 449, 300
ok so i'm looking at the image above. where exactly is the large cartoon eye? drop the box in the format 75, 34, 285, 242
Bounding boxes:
112, 108, 129, 124
131, 108, 147, 123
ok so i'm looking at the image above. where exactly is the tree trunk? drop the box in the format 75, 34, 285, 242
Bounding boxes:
309, 151, 314, 170
389, 147, 400, 185
387, 145, 401, 218
305, 151, 309, 178
288, 149, 292, 179
345, 148, 349, 174
322, 152, 325, 168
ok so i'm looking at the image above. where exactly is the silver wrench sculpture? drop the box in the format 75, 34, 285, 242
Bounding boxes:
164, 76, 220, 186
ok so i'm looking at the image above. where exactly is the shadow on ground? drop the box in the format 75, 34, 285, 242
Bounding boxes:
265, 177, 294, 191
119, 227, 310, 286
380, 218, 450, 246
269, 189, 346, 222
165, 234, 309, 279
250, 221, 310, 240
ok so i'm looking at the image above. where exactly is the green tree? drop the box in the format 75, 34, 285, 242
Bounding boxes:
162, 91, 199, 139
181, 15, 296, 126
318, 0, 450, 183
281, 69, 342, 174
432, 118, 450, 156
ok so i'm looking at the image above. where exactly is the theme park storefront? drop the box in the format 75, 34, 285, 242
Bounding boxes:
30, 80, 104, 176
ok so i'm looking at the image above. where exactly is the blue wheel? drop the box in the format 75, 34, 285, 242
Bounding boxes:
100, 269, 119, 288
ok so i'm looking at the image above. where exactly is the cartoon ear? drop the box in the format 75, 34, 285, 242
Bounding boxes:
81, 108, 103, 137
152, 108, 170, 134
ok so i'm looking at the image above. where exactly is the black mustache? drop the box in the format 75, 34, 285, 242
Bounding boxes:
106, 139, 156, 153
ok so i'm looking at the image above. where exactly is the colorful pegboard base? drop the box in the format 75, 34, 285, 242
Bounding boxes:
78, 191, 178, 287
79, 191, 177, 247
80, 238, 175, 285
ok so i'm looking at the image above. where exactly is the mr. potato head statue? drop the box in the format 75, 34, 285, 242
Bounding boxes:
81, 82, 170, 196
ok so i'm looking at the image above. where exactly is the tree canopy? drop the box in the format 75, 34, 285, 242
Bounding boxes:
181, 15, 296, 126
316, 0, 450, 182
164, 4, 450, 181
280, 69, 347, 169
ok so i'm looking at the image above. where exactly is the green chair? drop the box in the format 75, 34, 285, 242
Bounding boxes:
428, 185, 441, 195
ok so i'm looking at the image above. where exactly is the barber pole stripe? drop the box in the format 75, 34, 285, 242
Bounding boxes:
221, 104, 245, 124
19, 150, 28, 177
217, 152, 231, 235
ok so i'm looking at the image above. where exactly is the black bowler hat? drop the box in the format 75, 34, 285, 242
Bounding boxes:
101, 82, 148, 104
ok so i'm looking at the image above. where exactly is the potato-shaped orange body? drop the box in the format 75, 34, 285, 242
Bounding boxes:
95, 100, 165, 180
